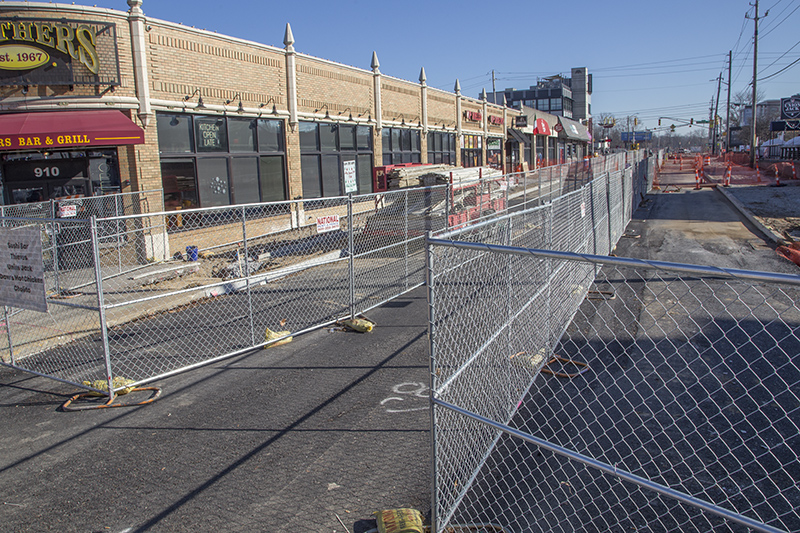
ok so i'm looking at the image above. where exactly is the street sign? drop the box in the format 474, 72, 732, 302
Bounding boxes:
621, 131, 652, 142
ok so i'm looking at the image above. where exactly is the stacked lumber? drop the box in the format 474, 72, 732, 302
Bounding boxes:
387, 165, 503, 189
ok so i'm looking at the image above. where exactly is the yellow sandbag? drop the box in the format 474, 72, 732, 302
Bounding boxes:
340, 318, 374, 333
509, 348, 547, 371
82, 376, 136, 396
265, 327, 293, 347
374, 508, 424, 533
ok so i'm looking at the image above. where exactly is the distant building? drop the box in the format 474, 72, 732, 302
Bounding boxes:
740, 99, 781, 126
486, 67, 592, 123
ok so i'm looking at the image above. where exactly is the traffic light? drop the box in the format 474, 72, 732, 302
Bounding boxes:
634, 117, 638, 126
658, 118, 662, 126
670, 124, 676, 132
690, 118, 694, 127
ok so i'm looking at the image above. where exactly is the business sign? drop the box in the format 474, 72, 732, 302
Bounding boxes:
0, 19, 121, 86
316, 214, 340, 234
463, 110, 482, 122
781, 96, 800, 120
488, 115, 504, 126
343, 160, 357, 194
514, 116, 528, 128
0, 226, 46, 312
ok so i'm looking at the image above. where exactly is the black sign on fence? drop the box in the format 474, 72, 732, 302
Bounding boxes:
781, 96, 800, 120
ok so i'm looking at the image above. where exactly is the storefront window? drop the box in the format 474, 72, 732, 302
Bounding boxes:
156, 112, 287, 210
196, 157, 230, 206
230, 157, 260, 203
382, 127, 421, 165
157, 114, 194, 153
300, 121, 373, 197
228, 118, 256, 152
486, 138, 503, 170
161, 158, 198, 210
2, 150, 121, 204
194, 117, 228, 152
461, 134, 482, 168
427, 132, 455, 165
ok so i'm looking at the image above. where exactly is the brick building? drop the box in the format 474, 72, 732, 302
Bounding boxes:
0, 0, 520, 210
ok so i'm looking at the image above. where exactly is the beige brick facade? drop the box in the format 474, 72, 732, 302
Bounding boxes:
0, 1, 519, 208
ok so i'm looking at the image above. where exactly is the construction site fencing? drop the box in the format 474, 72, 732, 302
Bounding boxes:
426, 184, 800, 530
0, 151, 653, 396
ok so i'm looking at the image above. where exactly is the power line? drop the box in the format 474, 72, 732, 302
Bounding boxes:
758, 38, 800, 73
758, 55, 800, 80
760, 0, 800, 38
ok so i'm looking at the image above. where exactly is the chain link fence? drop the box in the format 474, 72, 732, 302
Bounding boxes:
0, 151, 651, 396
426, 159, 800, 532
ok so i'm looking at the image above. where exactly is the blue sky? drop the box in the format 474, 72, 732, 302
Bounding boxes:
75, 0, 798, 132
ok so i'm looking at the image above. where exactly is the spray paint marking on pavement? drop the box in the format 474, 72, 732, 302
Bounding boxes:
380, 382, 430, 413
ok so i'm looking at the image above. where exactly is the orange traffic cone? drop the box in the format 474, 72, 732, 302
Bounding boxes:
724, 163, 731, 187
695, 167, 701, 190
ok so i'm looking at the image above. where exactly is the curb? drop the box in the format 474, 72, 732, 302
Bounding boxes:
714, 186, 784, 244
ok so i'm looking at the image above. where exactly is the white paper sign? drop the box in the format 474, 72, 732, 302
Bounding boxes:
59, 204, 77, 218
343, 160, 357, 194
316, 214, 340, 234
0, 227, 47, 312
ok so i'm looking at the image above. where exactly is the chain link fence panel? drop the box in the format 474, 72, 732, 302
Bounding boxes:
428, 241, 800, 533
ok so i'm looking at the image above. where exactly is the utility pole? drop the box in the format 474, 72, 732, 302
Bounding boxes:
709, 97, 715, 150
492, 70, 497, 105
746, 0, 766, 168
726, 50, 732, 152
713, 74, 722, 155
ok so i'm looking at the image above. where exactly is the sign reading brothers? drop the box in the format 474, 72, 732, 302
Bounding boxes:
781, 96, 800, 120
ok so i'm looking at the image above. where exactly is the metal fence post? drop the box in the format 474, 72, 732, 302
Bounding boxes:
90, 216, 115, 399
504, 174, 510, 215
605, 173, 613, 254
404, 191, 409, 291
537, 169, 542, 206
242, 206, 255, 346
479, 168, 484, 221
3, 305, 14, 366
348, 194, 355, 319
445, 183, 450, 230
116, 195, 123, 274
425, 230, 439, 533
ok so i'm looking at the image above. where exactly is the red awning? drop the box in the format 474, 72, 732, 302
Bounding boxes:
0, 110, 144, 151
533, 118, 551, 136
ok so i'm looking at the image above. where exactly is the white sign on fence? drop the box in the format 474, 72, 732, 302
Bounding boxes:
0, 227, 47, 312
59, 204, 77, 218
343, 160, 357, 194
316, 214, 340, 234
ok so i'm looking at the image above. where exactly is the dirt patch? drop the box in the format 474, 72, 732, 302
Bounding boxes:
725, 182, 800, 239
